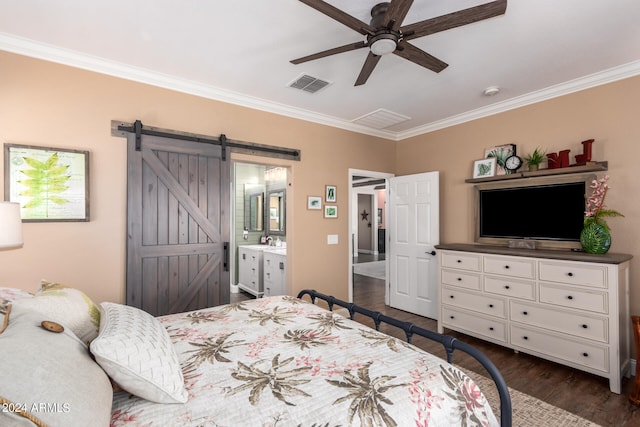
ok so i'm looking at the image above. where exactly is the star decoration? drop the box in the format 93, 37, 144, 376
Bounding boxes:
361, 210, 369, 221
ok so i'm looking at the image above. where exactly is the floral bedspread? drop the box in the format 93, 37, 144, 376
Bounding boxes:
111, 295, 498, 427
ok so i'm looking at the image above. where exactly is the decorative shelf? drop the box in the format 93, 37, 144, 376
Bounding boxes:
465, 161, 608, 183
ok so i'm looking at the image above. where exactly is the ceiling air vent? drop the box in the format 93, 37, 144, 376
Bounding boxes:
352, 108, 411, 129
288, 74, 331, 94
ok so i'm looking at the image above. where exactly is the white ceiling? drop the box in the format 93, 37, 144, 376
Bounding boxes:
1, 0, 639, 140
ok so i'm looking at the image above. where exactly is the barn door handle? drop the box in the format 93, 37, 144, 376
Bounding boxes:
223, 242, 229, 272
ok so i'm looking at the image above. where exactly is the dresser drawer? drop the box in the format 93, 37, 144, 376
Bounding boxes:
511, 324, 608, 373
484, 256, 536, 279
239, 248, 261, 268
539, 260, 607, 288
264, 252, 285, 274
441, 251, 481, 272
539, 283, 608, 314
510, 301, 608, 343
443, 287, 506, 318
442, 307, 507, 343
484, 276, 535, 300
441, 269, 481, 290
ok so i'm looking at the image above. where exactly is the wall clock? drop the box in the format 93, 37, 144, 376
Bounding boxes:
505, 155, 522, 172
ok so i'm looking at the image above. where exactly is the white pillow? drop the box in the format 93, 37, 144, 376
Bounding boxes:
10, 280, 100, 344
90, 302, 188, 404
0, 303, 112, 427
0, 287, 33, 329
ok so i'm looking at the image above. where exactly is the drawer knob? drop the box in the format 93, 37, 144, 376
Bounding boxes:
456, 259, 462, 263
582, 352, 589, 357
567, 295, 574, 300
567, 272, 574, 277
522, 311, 528, 316
581, 324, 588, 329
489, 327, 494, 331
489, 304, 494, 308
504, 265, 510, 269
450, 315, 455, 319
504, 285, 510, 290
449, 295, 455, 299
457, 277, 462, 281
523, 336, 528, 340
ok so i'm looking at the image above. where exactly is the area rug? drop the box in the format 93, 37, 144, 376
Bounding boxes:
353, 260, 385, 280
466, 369, 601, 426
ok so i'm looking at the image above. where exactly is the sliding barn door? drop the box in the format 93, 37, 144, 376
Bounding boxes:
126, 134, 230, 316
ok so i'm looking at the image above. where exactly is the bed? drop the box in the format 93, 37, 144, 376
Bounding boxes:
0, 285, 511, 427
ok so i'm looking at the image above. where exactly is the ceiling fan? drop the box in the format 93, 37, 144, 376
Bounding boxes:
291, 0, 507, 86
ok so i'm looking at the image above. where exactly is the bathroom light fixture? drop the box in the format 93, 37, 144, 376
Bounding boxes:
0, 201, 23, 249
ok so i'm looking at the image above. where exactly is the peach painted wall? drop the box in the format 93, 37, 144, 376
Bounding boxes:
396, 75, 640, 315
0, 51, 395, 303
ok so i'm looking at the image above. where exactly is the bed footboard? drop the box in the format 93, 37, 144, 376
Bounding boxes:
297, 289, 512, 427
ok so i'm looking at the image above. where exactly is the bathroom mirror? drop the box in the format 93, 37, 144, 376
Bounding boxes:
244, 184, 264, 232
267, 190, 285, 234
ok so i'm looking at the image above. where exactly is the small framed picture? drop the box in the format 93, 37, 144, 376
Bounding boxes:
472, 158, 497, 179
484, 143, 515, 175
307, 196, 322, 210
324, 205, 338, 218
325, 185, 337, 202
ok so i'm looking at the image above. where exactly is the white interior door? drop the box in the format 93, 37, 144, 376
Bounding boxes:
388, 171, 439, 319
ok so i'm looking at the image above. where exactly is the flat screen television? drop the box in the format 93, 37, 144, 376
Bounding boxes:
474, 173, 596, 250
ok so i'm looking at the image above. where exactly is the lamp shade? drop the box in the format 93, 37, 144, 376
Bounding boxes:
0, 202, 23, 249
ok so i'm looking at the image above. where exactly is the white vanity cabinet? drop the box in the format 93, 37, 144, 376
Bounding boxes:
263, 249, 286, 297
437, 244, 632, 394
237, 246, 265, 297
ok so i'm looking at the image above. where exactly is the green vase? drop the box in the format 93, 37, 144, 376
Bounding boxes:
580, 222, 611, 254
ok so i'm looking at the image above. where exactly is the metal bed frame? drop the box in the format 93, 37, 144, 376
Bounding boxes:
297, 289, 512, 427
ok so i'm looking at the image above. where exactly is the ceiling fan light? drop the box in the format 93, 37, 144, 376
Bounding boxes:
370, 38, 396, 56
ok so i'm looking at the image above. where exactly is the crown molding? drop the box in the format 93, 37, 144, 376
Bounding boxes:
2, 33, 639, 142
397, 60, 640, 140
0, 33, 397, 140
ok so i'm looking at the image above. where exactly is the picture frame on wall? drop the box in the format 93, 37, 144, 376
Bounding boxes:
324, 205, 338, 218
307, 196, 322, 210
472, 157, 497, 179
325, 185, 337, 202
4, 143, 90, 222
484, 143, 516, 175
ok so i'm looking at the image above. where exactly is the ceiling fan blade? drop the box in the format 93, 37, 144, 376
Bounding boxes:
401, 0, 507, 41
355, 52, 382, 86
291, 41, 367, 64
298, 0, 373, 35
394, 42, 448, 73
384, 0, 414, 31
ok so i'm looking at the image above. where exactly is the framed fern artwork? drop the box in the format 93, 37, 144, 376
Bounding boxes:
4, 143, 90, 222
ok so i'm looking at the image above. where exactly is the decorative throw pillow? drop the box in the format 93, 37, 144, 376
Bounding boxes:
0, 287, 33, 330
10, 280, 100, 344
0, 303, 112, 427
90, 302, 188, 404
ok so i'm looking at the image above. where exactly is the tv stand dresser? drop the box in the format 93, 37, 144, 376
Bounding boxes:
436, 243, 632, 393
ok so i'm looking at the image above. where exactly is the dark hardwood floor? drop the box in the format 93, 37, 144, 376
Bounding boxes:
230, 261, 640, 426
351, 273, 640, 427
